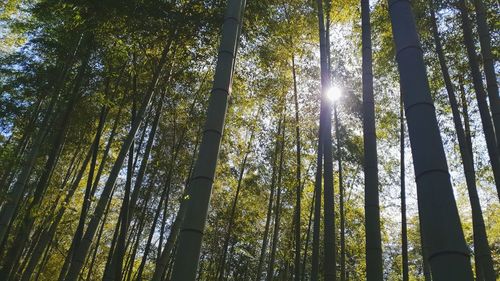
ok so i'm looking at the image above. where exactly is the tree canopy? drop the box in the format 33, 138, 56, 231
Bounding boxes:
0, 0, 498, 280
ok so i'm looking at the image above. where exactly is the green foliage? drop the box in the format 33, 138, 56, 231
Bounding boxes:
0, 0, 498, 280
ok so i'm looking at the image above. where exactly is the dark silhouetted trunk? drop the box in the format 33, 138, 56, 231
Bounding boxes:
315, 0, 336, 279
0, 34, 87, 243
301, 183, 315, 281
19, 124, 97, 281
431, 2, 496, 278
267, 116, 285, 281
0, 46, 92, 280
388, 2, 473, 280
149, 132, 200, 281
292, 54, 302, 281
217, 131, 254, 281
58, 106, 108, 281
255, 119, 281, 281
84, 185, 117, 281
64, 31, 175, 281
458, 0, 500, 191
472, 0, 500, 153
311, 134, 322, 281
334, 105, 346, 281
362, 1, 383, 280
103, 103, 136, 281
400, 89, 409, 281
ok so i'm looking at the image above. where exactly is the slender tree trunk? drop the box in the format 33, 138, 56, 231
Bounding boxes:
0, 47, 92, 280
431, 2, 496, 279
0, 33, 85, 221
459, 91, 482, 281
291, 54, 302, 281
157, 186, 170, 263
460, 83, 473, 162
455, 81, 496, 281
0, 116, 51, 243
134, 169, 176, 281
102, 208, 122, 279
361, 2, 383, 280
9, 151, 80, 281
58, 105, 113, 281
255, 119, 281, 281
128, 97, 163, 220
315, 0, 336, 279
266, 116, 285, 281
103, 103, 136, 281
457, 0, 500, 191
217, 131, 254, 281
0, 97, 43, 194
0, 60, 82, 245
311, 134, 322, 281
472, 0, 500, 150
123, 188, 153, 281
142, 79, 205, 281
169, 1, 246, 280
134, 182, 170, 281
105, 94, 160, 281
113, 137, 134, 281
152, 200, 181, 280
34, 231, 55, 281
63, 31, 175, 281
84, 185, 117, 281
118, 100, 162, 281
301, 185, 315, 281
166, 245, 177, 280
400, 89, 409, 281
19, 146, 93, 281
333, 105, 346, 281
90, 105, 124, 197
149, 132, 200, 281
388, 2, 473, 280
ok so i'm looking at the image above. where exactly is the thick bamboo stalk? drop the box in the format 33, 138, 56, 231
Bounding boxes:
169, 0, 245, 280
388, 2, 473, 280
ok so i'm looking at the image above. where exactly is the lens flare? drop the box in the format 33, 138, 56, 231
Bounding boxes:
327, 85, 342, 102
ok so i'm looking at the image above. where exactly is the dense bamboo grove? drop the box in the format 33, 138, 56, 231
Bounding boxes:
0, 0, 499, 280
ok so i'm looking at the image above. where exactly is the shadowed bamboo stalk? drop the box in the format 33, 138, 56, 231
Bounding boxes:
471, 0, 500, 155
255, 118, 281, 281
388, 1, 473, 280
292, 54, 302, 281
457, 0, 500, 191
63, 30, 175, 281
217, 129, 254, 281
311, 131, 322, 281
266, 114, 286, 281
400, 89, 409, 281
334, 104, 347, 281
315, 0, 336, 279
429, 2, 496, 279
361, 1, 383, 280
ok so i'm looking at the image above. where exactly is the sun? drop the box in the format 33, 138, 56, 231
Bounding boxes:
327, 85, 342, 102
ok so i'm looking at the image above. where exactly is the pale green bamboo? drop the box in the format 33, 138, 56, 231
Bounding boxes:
169, 0, 245, 280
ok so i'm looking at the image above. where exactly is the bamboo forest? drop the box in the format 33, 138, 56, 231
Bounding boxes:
1, 0, 499, 280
